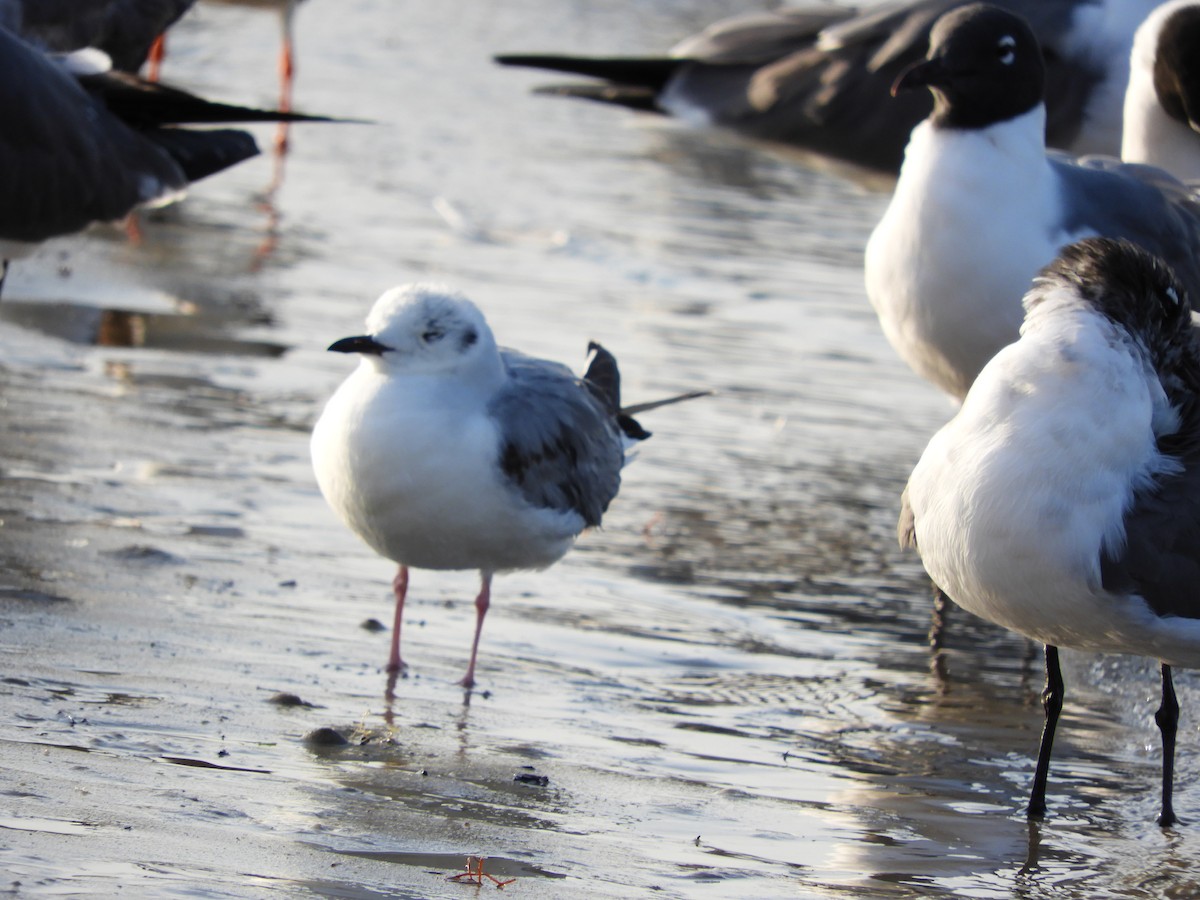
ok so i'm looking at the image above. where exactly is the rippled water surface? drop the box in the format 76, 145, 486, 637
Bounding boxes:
2, 1, 1200, 898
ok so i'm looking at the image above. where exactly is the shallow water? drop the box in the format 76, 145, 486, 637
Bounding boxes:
2, 1, 1199, 898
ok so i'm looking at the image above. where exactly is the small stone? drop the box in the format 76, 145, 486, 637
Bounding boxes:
513, 773, 549, 787
303, 727, 349, 747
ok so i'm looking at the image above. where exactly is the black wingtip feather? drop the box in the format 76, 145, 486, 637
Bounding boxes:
583, 341, 622, 414
81, 71, 353, 126
144, 128, 260, 182
494, 54, 682, 92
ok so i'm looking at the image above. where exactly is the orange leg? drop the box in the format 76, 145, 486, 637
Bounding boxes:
273, 32, 296, 154
147, 33, 166, 82
447, 856, 515, 888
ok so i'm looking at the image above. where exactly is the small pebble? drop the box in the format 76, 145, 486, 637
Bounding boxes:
268, 692, 314, 708
303, 727, 349, 747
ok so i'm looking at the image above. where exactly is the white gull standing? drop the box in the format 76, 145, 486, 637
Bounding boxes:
901, 237, 1200, 825
865, 2, 1200, 400
1122, 0, 1200, 178
311, 284, 704, 689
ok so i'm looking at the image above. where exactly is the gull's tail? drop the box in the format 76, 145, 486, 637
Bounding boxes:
583, 341, 711, 441
494, 54, 682, 113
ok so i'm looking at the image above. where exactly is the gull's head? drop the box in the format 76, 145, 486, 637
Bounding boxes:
892, 3, 1043, 129
329, 283, 500, 379
1026, 238, 1196, 386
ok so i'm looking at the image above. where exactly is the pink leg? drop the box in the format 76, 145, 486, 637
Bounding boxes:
273, 23, 296, 154
459, 573, 492, 688
386, 565, 408, 674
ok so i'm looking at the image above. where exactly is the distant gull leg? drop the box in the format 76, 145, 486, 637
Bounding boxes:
1157, 663, 1179, 827
1027, 645, 1063, 819
387, 565, 409, 675
460, 574, 493, 689
0, 260, 8, 300
273, 0, 299, 155
146, 33, 167, 82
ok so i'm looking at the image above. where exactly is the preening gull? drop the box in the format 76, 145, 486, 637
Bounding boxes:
901, 237, 1200, 825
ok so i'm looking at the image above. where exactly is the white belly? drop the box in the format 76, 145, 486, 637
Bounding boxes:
312, 367, 583, 572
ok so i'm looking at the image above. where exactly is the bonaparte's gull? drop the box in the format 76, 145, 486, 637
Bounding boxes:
311, 283, 705, 689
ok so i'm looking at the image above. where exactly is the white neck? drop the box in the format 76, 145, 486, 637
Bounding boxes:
1122, 3, 1200, 179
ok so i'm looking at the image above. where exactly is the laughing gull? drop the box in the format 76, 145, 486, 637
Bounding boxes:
495, 0, 1160, 174
0, 25, 332, 294
311, 284, 706, 689
900, 237, 1200, 825
864, 2, 1200, 400
1122, 0, 1200, 178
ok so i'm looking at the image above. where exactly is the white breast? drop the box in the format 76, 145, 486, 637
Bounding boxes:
865, 109, 1089, 398
311, 364, 584, 573
906, 305, 1171, 650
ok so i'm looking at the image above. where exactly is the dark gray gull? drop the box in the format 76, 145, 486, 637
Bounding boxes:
495, 0, 1161, 174
0, 24, 332, 294
310, 284, 706, 689
0, 0, 195, 71
901, 237, 1200, 826
1122, 0, 1200, 178
865, 2, 1200, 400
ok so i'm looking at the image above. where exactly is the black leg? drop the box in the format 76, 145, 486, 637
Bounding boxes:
0, 259, 8, 300
929, 586, 949, 652
1156, 663, 1179, 827
1027, 645, 1063, 819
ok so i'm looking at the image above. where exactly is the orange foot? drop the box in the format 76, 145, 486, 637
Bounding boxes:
447, 856, 516, 888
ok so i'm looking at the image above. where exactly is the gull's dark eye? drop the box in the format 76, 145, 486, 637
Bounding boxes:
421, 327, 445, 343
997, 35, 1016, 65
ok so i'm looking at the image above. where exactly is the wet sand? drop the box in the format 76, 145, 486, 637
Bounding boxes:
4, 1, 1200, 898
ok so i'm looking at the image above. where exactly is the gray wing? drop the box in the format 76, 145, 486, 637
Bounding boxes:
0, 26, 187, 242
489, 349, 626, 528
1100, 365, 1200, 620
1053, 157, 1200, 302
670, 7, 851, 65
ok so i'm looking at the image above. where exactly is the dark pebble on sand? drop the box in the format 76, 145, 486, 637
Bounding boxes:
269, 692, 315, 708
303, 727, 349, 747
513, 773, 550, 787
